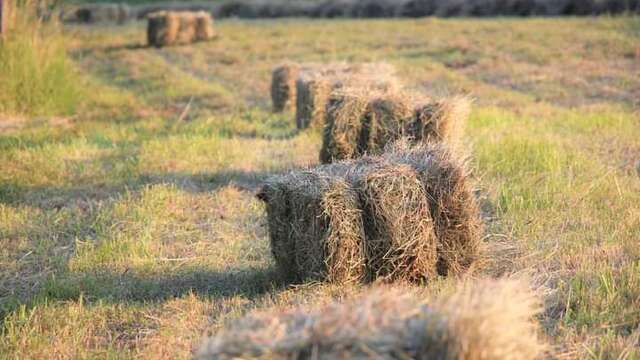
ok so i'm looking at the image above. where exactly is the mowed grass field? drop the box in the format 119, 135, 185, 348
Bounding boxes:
1, 16, 639, 358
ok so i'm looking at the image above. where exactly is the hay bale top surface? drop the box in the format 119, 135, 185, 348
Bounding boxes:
197, 278, 546, 360
147, 9, 212, 19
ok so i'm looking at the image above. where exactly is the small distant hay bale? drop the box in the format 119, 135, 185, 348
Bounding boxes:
174, 12, 197, 44
194, 11, 215, 41
147, 11, 215, 47
271, 64, 301, 112
75, 3, 131, 24
295, 73, 335, 129
296, 63, 399, 130
412, 95, 471, 151
258, 141, 479, 283
147, 11, 181, 47
319, 87, 373, 164
197, 278, 546, 359
271, 61, 397, 118
320, 89, 471, 163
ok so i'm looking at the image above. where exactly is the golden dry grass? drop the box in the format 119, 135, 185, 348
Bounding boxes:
0, 16, 639, 359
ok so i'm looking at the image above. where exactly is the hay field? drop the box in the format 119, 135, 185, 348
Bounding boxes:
1, 16, 639, 358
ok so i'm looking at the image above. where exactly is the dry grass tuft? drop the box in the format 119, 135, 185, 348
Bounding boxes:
258, 140, 481, 283
197, 278, 546, 359
320, 89, 471, 163
147, 11, 214, 48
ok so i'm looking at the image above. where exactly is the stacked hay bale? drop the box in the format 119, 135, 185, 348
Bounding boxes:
320, 88, 470, 164
74, 3, 131, 24
257, 140, 482, 283
271, 63, 303, 113
270, 62, 397, 121
197, 278, 546, 359
295, 63, 398, 129
147, 11, 214, 48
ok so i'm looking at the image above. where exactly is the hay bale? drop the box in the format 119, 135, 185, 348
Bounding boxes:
194, 11, 215, 41
258, 141, 476, 283
271, 64, 301, 112
412, 95, 471, 151
320, 89, 470, 164
295, 74, 335, 129
357, 162, 438, 282
174, 12, 197, 45
384, 140, 483, 276
257, 170, 367, 283
147, 11, 212, 47
319, 87, 372, 164
296, 63, 399, 130
147, 11, 181, 47
197, 278, 546, 359
360, 92, 415, 155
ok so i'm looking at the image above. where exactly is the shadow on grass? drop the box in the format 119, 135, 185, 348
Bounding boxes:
1, 266, 285, 323
0, 168, 288, 209
43, 266, 285, 304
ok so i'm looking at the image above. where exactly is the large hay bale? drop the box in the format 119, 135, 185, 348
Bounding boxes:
384, 140, 483, 276
197, 278, 546, 359
271, 64, 301, 112
320, 89, 470, 164
258, 141, 477, 283
257, 170, 367, 283
357, 162, 438, 282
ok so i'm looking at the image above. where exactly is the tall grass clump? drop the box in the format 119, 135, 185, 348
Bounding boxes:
0, 0, 82, 116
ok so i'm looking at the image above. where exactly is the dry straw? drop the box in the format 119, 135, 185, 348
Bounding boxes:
197, 278, 546, 359
357, 162, 438, 282
384, 140, 483, 276
257, 169, 367, 283
320, 89, 471, 164
258, 140, 481, 283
